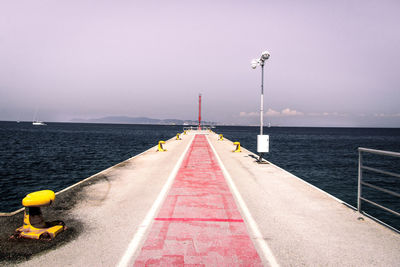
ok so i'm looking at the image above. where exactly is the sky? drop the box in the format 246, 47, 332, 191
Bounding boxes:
0, 0, 399, 127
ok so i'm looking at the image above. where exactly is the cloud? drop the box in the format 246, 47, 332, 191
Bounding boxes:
239, 108, 304, 117
239, 109, 369, 118
373, 113, 400, 117
281, 108, 304, 116
265, 108, 280, 116
239, 111, 258, 117
307, 112, 348, 117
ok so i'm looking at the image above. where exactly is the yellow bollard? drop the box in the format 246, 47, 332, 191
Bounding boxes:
233, 142, 241, 152
157, 140, 167, 152
13, 190, 65, 240
183, 130, 187, 135
218, 134, 224, 141
176, 133, 182, 140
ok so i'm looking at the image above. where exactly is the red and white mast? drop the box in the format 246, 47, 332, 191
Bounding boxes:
198, 94, 201, 130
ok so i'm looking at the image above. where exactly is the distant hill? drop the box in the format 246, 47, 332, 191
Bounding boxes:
71, 116, 216, 125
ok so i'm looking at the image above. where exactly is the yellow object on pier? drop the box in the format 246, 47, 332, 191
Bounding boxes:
14, 190, 65, 240
157, 140, 167, 152
176, 133, 182, 140
233, 142, 241, 153
218, 134, 224, 141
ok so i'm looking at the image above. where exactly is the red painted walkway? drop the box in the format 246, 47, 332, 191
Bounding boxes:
134, 135, 263, 266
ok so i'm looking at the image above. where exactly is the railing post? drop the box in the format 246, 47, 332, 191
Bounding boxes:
357, 149, 363, 213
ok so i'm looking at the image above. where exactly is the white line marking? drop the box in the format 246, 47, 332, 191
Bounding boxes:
117, 135, 194, 267
206, 135, 280, 267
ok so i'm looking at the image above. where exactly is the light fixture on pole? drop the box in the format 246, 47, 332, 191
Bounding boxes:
251, 50, 270, 163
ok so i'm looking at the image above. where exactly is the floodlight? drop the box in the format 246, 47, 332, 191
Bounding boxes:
261, 51, 270, 61
251, 50, 271, 163
251, 59, 259, 69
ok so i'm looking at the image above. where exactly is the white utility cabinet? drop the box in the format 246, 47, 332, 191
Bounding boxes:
257, 135, 269, 153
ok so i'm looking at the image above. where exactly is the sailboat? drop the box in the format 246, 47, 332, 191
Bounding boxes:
32, 108, 46, 126
32, 120, 46, 126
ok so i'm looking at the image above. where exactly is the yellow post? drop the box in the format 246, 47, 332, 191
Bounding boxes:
157, 140, 167, 152
183, 130, 187, 135
233, 142, 241, 152
218, 134, 224, 141
176, 133, 181, 140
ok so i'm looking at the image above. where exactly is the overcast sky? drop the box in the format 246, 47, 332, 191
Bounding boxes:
1, 0, 399, 127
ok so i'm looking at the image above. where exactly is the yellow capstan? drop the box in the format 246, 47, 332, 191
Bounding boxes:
12, 189, 65, 240
233, 142, 241, 153
157, 140, 167, 152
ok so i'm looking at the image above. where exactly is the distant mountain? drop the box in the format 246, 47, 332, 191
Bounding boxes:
71, 116, 216, 125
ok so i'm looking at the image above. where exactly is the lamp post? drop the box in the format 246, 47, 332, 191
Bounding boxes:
252, 51, 270, 162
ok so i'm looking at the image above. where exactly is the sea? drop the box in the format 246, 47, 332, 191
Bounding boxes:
1, 121, 399, 230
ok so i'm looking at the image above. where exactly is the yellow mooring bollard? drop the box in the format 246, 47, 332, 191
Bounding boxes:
157, 140, 167, 152
233, 142, 241, 152
183, 130, 187, 135
12, 190, 65, 240
218, 134, 224, 141
176, 133, 182, 140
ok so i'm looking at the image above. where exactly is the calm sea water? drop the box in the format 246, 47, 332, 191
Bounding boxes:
1, 122, 399, 229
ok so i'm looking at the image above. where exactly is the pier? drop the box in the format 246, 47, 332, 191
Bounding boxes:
1, 131, 399, 266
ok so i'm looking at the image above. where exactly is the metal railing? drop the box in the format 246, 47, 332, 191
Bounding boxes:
358, 147, 400, 217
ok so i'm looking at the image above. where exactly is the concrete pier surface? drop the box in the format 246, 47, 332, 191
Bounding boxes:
0, 130, 399, 266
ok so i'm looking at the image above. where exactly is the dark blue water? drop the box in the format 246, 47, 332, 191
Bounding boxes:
1, 122, 399, 230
